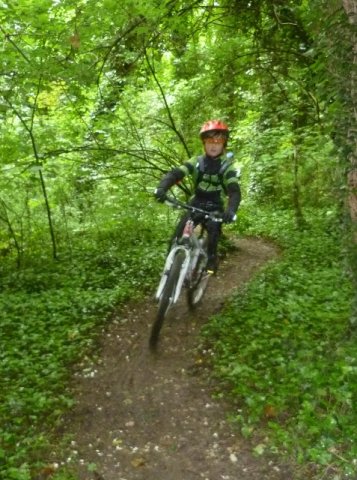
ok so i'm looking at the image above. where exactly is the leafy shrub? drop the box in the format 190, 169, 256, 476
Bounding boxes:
202, 207, 356, 477
0, 210, 166, 480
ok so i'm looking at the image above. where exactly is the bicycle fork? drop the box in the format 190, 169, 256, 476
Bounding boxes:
155, 245, 190, 304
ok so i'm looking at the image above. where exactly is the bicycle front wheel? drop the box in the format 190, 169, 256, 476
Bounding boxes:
149, 250, 186, 349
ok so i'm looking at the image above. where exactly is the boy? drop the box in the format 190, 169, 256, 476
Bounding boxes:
154, 120, 241, 273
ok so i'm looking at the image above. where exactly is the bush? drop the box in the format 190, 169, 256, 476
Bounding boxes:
202, 207, 356, 477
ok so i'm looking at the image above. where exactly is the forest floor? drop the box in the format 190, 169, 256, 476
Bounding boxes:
57, 237, 297, 480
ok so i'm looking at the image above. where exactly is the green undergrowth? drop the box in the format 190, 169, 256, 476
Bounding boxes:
202, 207, 356, 478
0, 211, 168, 480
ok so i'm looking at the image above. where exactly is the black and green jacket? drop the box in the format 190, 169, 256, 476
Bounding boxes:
158, 153, 241, 212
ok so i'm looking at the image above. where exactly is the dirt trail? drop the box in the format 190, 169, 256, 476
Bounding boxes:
59, 237, 292, 480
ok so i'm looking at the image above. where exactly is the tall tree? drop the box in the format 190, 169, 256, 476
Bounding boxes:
341, 0, 357, 230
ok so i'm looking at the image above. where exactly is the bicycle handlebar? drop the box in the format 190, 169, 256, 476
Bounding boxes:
164, 196, 223, 223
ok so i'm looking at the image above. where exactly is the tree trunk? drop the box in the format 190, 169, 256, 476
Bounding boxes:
342, 0, 357, 235
0, 200, 22, 268
292, 144, 307, 230
38, 169, 58, 260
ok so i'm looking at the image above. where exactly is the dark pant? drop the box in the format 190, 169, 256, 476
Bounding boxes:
170, 200, 223, 263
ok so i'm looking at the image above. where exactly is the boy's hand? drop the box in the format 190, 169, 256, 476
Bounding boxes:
222, 209, 236, 223
154, 188, 167, 203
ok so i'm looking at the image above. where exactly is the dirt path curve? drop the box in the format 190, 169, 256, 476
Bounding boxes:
60, 237, 292, 480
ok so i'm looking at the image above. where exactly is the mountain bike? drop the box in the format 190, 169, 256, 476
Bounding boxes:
149, 197, 222, 349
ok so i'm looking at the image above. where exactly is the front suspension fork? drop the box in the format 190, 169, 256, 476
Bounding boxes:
155, 245, 190, 302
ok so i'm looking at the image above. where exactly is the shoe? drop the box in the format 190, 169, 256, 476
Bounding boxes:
206, 256, 218, 275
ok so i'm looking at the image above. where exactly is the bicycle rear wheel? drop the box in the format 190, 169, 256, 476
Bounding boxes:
187, 251, 209, 309
149, 250, 186, 349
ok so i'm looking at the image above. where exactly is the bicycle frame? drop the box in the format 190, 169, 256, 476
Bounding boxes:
155, 220, 204, 304
155, 197, 221, 307
150, 197, 223, 349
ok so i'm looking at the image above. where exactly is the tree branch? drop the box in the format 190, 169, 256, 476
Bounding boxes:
145, 50, 191, 158
0, 25, 31, 64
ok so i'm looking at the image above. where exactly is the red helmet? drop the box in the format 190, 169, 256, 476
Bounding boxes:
199, 120, 229, 139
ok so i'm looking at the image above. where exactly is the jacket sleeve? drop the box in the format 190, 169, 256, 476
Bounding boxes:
157, 158, 196, 191
224, 166, 241, 212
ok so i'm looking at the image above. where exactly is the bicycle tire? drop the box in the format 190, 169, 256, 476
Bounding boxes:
149, 250, 186, 349
187, 252, 209, 309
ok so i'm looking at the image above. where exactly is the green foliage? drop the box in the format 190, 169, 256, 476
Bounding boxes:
0, 198, 168, 480
202, 208, 356, 477
245, 125, 338, 209
0, 0, 355, 478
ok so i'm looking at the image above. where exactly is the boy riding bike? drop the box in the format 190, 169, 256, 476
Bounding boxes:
154, 120, 241, 274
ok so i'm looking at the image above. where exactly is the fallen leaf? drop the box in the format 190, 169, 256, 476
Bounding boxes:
131, 457, 146, 468
263, 404, 278, 419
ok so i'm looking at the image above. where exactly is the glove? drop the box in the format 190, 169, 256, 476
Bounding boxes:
154, 187, 167, 203
222, 209, 236, 224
